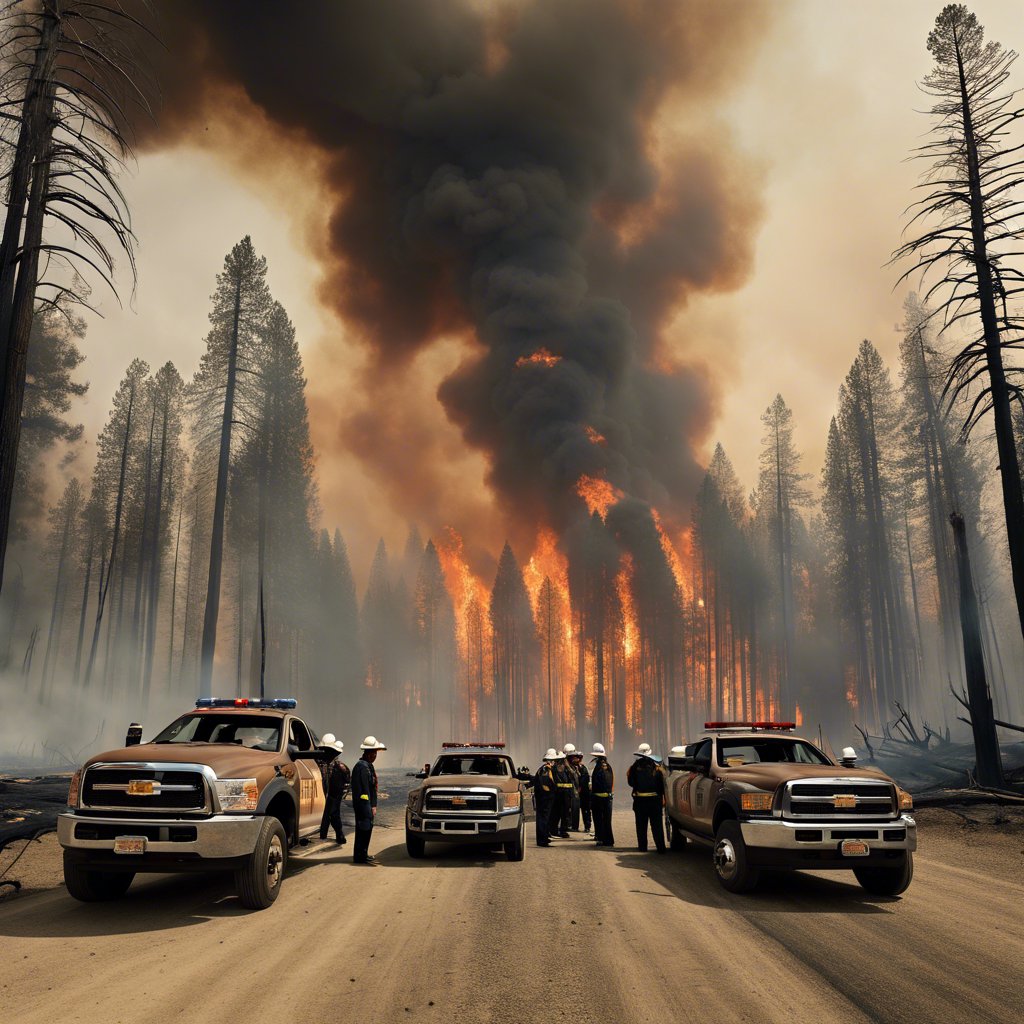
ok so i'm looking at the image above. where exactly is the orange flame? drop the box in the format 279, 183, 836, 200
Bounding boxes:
584, 425, 607, 446
515, 348, 561, 368
575, 474, 623, 518
650, 509, 687, 598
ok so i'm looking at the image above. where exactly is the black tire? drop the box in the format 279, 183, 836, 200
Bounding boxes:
854, 853, 913, 896
235, 816, 287, 910
63, 853, 134, 902
504, 819, 526, 862
406, 829, 426, 859
667, 813, 687, 851
713, 819, 760, 893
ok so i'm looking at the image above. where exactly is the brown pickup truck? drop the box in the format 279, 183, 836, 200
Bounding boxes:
405, 743, 531, 860
58, 698, 332, 909
664, 722, 916, 895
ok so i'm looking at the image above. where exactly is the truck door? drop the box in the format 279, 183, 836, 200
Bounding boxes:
690, 740, 715, 837
288, 718, 323, 831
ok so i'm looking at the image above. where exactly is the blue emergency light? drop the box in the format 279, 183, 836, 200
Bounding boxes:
195, 697, 297, 710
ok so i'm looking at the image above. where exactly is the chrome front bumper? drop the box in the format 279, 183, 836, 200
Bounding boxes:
58, 812, 264, 859
406, 808, 521, 839
740, 814, 917, 851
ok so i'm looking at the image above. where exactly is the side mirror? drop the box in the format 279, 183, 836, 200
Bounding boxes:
125, 723, 142, 747
414, 770, 428, 779
694, 757, 711, 775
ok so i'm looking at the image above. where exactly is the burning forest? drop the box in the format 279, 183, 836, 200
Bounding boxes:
0, 1, 1023, 770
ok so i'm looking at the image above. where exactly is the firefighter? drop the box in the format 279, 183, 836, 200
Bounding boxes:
590, 742, 614, 846
318, 734, 351, 845
626, 742, 666, 853
552, 748, 572, 838
351, 735, 386, 865
564, 745, 591, 833
562, 743, 581, 831
534, 749, 558, 847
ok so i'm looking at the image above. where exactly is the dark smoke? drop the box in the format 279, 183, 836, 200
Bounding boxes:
146, 0, 767, 542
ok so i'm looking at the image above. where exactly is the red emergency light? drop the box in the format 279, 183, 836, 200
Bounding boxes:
704, 721, 795, 731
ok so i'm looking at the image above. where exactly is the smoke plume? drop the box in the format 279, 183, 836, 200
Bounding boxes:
144, 0, 768, 550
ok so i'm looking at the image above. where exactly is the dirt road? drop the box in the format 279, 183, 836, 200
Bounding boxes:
1, 806, 1022, 1024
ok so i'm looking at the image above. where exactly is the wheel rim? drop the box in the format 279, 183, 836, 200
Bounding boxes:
266, 835, 284, 889
714, 836, 738, 881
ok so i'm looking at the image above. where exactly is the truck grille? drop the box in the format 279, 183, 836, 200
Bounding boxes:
783, 780, 895, 820
424, 789, 498, 814
82, 765, 208, 812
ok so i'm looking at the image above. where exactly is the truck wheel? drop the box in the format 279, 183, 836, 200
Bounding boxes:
854, 853, 913, 896
63, 853, 134, 902
713, 820, 760, 893
235, 816, 287, 910
406, 830, 426, 859
667, 813, 687, 851
504, 819, 525, 862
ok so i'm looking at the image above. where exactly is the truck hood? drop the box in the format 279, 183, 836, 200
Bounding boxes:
421, 775, 508, 789
83, 742, 284, 779
722, 763, 893, 791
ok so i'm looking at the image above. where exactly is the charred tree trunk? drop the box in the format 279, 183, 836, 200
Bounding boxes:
952, 28, 1024, 644
950, 512, 1004, 788
85, 381, 137, 686
0, 1, 60, 591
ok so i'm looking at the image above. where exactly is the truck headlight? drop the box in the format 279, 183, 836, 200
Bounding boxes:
740, 792, 773, 813
67, 768, 83, 808
897, 787, 913, 812
215, 778, 258, 811
502, 792, 521, 811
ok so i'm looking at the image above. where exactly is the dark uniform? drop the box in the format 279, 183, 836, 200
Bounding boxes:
590, 757, 614, 846
574, 758, 592, 832
566, 758, 582, 831
626, 755, 666, 852
319, 756, 351, 844
350, 755, 378, 863
534, 760, 556, 847
553, 758, 573, 838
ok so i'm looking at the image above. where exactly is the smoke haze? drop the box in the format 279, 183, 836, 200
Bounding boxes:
144, 0, 769, 554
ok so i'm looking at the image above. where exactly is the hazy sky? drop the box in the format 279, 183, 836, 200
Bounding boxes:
63, 0, 1024, 584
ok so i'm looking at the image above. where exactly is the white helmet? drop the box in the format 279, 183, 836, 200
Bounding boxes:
591, 742, 606, 758
544, 748, 558, 761
562, 742, 576, 754
321, 733, 344, 753
360, 735, 387, 750
634, 742, 652, 757
669, 745, 686, 756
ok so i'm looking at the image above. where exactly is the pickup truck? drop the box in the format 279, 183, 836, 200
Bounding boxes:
58, 698, 333, 909
664, 722, 916, 895
405, 743, 531, 860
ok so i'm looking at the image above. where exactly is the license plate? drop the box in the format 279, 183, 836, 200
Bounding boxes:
113, 837, 146, 855
128, 780, 154, 796
840, 839, 869, 857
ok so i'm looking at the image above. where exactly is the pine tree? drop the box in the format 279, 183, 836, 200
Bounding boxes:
489, 543, 537, 742
192, 237, 272, 695
414, 540, 457, 743
40, 476, 81, 700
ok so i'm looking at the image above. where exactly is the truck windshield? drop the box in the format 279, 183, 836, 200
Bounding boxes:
152, 714, 282, 752
432, 755, 511, 776
717, 739, 830, 767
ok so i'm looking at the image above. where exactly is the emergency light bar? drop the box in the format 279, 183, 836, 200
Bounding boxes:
195, 697, 297, 710
441, 741, 506, 749
704, 721, 796, 731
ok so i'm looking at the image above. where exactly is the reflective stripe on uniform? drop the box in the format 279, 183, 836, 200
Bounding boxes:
359, 794, 370, 800
634, 791, 657, 797
592, 792, 611, 797
557, 783, 573, 788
